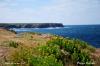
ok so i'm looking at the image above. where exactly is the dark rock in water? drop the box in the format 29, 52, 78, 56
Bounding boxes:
0, 23, 64, 28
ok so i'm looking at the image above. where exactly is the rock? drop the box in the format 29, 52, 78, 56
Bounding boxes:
0, 23, 64, 28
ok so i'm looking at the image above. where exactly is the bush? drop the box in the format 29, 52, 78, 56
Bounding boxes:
9, 45, 63, 66
9, 36, 95, 66
46, 36, 95, 66
8, 41, 19, 48
9, 29, 17, 34
2, 40, 20, 48
28, 55, 63, 66
37, 44, 61, 58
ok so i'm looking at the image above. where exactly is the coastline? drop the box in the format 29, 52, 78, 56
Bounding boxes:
0, 28, 100, 66
0, 23, 64, 28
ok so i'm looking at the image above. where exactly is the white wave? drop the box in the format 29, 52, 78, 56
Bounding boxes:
10, 27, 67, 31
42, 27, 63, 29
63, 27, 70, 28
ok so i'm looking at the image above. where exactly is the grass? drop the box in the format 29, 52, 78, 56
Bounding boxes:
1, 40, 21, 48
6, 36, 95, 66
0, 29, 99, 66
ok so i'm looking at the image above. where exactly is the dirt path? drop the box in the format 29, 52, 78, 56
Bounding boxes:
92, 49, 100, 57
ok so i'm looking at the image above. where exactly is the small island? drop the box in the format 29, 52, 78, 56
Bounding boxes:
0, 23, 64, 28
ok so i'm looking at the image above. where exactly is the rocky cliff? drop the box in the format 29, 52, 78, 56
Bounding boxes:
0, 23, 64, 28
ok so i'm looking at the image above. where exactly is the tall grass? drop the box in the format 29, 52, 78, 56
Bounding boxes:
8, 36, 95, 66
1, 40, 20, 48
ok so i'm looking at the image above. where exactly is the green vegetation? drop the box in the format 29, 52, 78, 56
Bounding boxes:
9, 45, 63, 66
0, 29, 96, 66
9, 29, 17, 34
46, 37, 95, 65
1, 40, 20, 48
7, 36, 95, 66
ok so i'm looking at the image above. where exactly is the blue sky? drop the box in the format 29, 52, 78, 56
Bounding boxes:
0, 0, 100, 25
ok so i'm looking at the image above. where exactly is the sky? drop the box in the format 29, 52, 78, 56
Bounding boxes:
0, 0, 100, 25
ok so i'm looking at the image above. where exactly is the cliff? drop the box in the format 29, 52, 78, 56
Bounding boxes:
0, 23, 64, 28
0, 28, 98, 66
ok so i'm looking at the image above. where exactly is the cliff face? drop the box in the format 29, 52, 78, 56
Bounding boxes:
0, 23, 64, 28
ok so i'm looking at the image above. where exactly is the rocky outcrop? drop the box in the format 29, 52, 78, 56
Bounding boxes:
0, 23, 64, 28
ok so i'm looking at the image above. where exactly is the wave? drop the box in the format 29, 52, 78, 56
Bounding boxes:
43, 27, 63, 29
10, 27, 62, 30
10, 27, 70, 31
63, 27, 70, 28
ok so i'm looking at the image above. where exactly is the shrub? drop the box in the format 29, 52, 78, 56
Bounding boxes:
2, 40, 20, 48
8, 36, 95, 66
38, 44, 61, 58
28, 55, 63, 66
8, 41, 19, 48
46, 36, 95, 66
9, 29, 17, 34
9, 45, 63, 66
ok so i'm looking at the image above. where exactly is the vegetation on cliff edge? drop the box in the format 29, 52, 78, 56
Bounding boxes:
0, 29, 98, 66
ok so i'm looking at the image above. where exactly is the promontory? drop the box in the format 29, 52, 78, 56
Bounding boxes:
0, 23, 64, 28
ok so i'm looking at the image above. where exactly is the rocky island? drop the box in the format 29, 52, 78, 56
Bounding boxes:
0, 23, 64, 28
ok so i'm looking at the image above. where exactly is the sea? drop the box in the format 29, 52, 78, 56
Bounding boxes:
10, 25, 100, 48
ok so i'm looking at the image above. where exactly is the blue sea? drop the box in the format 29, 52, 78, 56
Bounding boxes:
10, 25, 100, 48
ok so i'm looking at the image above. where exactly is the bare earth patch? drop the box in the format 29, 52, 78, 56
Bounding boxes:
0, 46, 10, 62
0, 29, 52, 60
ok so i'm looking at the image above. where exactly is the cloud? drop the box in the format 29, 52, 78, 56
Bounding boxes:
0, 0, 100, 24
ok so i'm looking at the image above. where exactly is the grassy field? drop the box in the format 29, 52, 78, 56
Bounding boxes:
0, 28, 100, 66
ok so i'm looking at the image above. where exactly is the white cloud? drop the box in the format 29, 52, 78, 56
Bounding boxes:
0, 0, 100, 24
